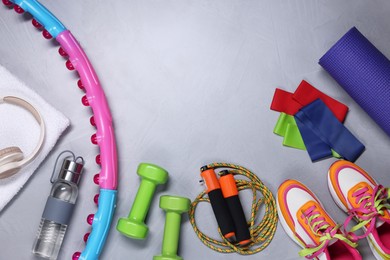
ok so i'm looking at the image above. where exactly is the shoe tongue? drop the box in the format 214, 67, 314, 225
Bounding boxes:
348, 182, 369, 206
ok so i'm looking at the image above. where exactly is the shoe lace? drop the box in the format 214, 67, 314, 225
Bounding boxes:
299, 205, 357, 259
344, 185, 390, 239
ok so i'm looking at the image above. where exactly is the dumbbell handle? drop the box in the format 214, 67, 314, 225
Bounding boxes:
161, 212, 181, 255
128, 180, 156, 221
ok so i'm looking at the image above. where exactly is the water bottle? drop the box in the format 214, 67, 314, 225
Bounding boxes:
32, 151, 84, 260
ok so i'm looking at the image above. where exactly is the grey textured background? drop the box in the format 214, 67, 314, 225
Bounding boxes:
1, 0, 390, 259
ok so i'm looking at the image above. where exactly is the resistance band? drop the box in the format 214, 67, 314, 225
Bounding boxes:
274, 113, 342, 158
274, 113, 306, 150
319, 27, 390, 137
293, 80, 348, 122
270, 89, 302, 115
189, 163, 277, 255
271, 80, 348, 122
295, 99, 365, 162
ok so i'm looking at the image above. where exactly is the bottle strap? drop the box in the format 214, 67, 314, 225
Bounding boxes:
42, 197, 75, 225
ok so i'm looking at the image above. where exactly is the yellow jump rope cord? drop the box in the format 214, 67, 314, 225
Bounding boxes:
188, 162, 278, 255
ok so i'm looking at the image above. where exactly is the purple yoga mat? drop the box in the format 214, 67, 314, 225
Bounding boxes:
319, 27, 390, 137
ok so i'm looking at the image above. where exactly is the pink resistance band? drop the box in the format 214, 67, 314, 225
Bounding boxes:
270, 80, 349, 122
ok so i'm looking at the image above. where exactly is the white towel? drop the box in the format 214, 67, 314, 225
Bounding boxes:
0, 66, 69, 212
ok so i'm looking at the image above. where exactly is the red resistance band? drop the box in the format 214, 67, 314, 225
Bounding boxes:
270, 80, 349, 122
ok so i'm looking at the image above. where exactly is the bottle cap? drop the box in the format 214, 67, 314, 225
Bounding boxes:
59, 159, 84, 185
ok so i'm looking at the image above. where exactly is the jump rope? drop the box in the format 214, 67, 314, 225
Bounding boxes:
189, 163, 278, 255
2, 0, 118, 259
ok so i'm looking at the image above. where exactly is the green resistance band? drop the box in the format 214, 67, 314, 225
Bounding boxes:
274, 113, 341, 158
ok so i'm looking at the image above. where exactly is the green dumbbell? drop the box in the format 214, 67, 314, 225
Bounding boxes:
116, 163, 168, 239
154, 195, 191, 260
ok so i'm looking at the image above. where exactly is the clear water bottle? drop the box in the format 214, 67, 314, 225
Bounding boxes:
33, 151, 84, 260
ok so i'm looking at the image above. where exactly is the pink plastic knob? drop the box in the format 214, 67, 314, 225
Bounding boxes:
77, 79, 84, 90
93, 174, 99, 185
83, 232, 90, 242
58, 47, 67, 57
32, 19, 42, 29
2, 0, 13, 6
42, 29, 52, 39
87, 214, 94, 225
14, 5, 24, 13
66, 60, 74, 70
91, 133, 98, 145
94, 194, 99, 204
90, 116, 95, 126
95, 154, 101, 165
81, 95, 89, 106
72, 252, 81, 260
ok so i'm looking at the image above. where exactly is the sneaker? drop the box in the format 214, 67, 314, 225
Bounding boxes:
328, 160, 390, 260
277, 179, 361, 259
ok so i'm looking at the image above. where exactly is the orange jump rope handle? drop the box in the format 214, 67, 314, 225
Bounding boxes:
200, 167, 235, 239
219, 171, 251, 245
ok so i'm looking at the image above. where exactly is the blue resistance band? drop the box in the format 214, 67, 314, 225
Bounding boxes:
294, 117, 332, 161
295, 99, 365, 162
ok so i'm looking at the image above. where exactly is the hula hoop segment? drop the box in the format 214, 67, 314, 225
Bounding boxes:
2, 0, 118, 259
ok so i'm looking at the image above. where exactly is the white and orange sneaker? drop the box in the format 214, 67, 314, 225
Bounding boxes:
277, 180, 361, 260
328, 160, 390, 260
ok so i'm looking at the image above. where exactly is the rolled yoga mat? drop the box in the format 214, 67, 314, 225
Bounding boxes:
319, 27, 390, 137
